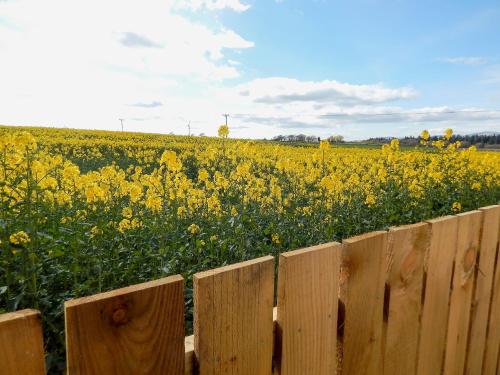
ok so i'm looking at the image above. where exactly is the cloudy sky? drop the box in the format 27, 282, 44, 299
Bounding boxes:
1, 0, 500, 140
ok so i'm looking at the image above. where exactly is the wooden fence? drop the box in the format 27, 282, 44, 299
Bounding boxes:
1, 205, 499, 375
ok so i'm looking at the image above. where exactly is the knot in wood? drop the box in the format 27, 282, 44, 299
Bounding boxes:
463, 246, 477, 274
399, 250, 419, 284
111, 307, 128, 326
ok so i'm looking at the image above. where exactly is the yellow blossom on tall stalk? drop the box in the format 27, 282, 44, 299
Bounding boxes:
444, 128, 453, 140
218, 125, 229, 138
420, 130, 430, 141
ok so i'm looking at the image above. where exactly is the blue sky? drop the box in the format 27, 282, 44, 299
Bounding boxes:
1, 0, 500, 139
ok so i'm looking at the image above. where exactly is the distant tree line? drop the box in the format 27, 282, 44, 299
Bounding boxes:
366, 133, 500, 148
272, 134, 345, 143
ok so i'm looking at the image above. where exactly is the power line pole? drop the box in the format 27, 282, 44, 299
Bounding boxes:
187, 121, 191, 136
222, 113, 229, 126
119, 118, 124, 132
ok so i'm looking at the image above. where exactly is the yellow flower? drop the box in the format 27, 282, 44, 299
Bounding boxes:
9, 231, 30, 245
145, 195, 162, 212
90, 226, 102, 238
210, 235, 218, 242
420, 130, 430, 141
271, 233, 280, 244
188, 223, 200, 235
319, 140, 329, 151
198, 169, 209, 183
444, 128, 453, 140
471, 182, 481, 191
452, 202, 462, 212
118, 219, 131, 233
390, 139, 400, 150
160, 150, 182, 172
364, 194, 376, 206
218, 124, 229, 138
177, 206, 187, 217
122, 207, 133, 219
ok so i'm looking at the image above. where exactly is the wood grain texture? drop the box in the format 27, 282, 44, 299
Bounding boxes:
65, 275, 185, 375
416, 215, 458, 375
384, 223, 429, 375
443, 210, 482, 375
0, 309, 46, 375
340, 231, 387, 375
277, 242, 341, 375
483, 205, 500, 375
465, 206, 500, 375
194, 256, 275, 375
185, 335, 195, 375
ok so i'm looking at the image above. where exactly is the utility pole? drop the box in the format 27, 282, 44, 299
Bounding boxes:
119, 118, 124, 132
222, 113, 229, 126
187, 121, 191, 136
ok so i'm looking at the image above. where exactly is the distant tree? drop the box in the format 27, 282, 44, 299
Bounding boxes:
327, 135, 344, 143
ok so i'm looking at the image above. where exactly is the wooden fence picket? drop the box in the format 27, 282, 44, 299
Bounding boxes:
483, 205, 500, 375
383, 223, 429, 375
340, 231, 387, 375
276, 242, 341, 375
0, 309, 46, 375
194, 256, 275, 375
65, 275, 185, 375
465, 205, 500, 375
443, 210, 482, 375
416, 215, 458, 375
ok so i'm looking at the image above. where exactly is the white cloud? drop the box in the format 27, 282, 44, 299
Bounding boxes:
0, 0, 253, 131
438, 56, 487, 65
175, 0, 250, 12
233, 77, 417, 105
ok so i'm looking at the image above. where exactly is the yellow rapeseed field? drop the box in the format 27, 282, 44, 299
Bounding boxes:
0, 125, 499, 370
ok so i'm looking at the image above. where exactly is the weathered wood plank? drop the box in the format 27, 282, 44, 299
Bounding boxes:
340, 231, 387, 375
384, 222, 429, 375
483, 205, 500, 375
465, 205, 500, 375
0, 309, 46, 375
277, 242, 341, 375
443, 210, 482, 375
416, 215, 458, 375
65, 275, 185, 375
194, 256, 275, 375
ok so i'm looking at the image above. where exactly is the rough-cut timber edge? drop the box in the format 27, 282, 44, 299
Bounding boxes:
0, 309, 46, 375
65, 275, 185, 375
